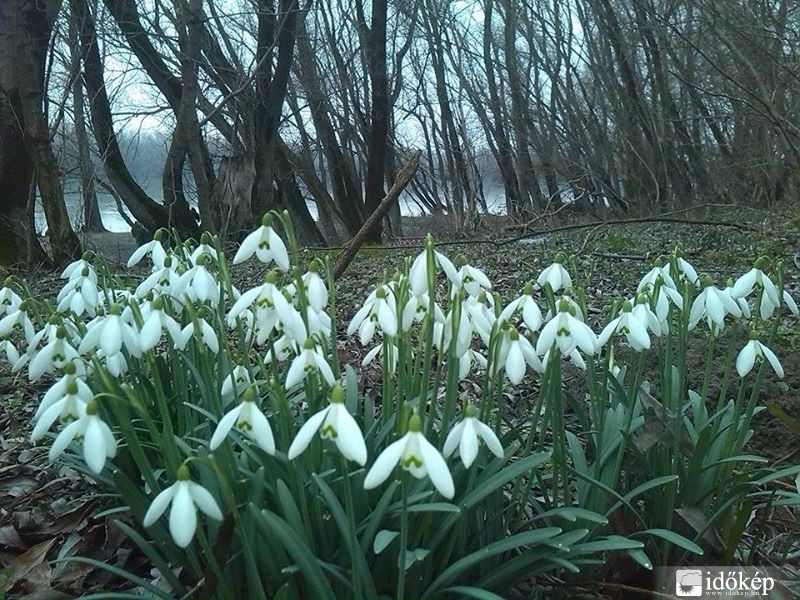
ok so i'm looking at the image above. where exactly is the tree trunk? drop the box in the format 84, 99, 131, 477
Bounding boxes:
0, 0, 81, 266
68, 2, 104, 233
362, 0, 389, 242
72, 0, 189, 235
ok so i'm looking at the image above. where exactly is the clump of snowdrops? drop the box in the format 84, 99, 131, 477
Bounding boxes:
1, 211, 799, 598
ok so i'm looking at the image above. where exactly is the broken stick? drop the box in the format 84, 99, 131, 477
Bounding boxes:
333, 150, 422, 279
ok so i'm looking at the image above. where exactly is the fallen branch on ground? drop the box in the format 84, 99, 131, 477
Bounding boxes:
333, 150, 422, 278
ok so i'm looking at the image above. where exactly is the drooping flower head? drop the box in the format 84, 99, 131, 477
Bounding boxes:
142, 464, 223, 548
364, 414, 454, 499
232, 214, 290, 270
287, 383, 367, 465
443, 404, 504, 468
537, 253, 572, 293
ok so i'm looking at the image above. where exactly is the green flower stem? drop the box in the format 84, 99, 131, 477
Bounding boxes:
397, 475, 409, 600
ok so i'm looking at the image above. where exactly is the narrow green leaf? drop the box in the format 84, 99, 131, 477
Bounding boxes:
635, 529, 704, 556
247, 505, 336, 600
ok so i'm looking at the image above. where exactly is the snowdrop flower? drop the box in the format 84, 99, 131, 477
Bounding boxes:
0, 302, 35, 342
232, 215, 290, 270
673, 253, 699, 286
447, 257, 492, 298
0, 340, 20, 365
0, 284, 23, 313
34, 364, 92, 421
288, 384, 366, 465
61, 254, 97, 283
56, 273, 100, 317
347, 285, 398, 344
443, 405, 504, 468
598, 301, 651, 351
79, 305, 142, 358
285, 338, 335, 389
537, 253, 572, 292
98, 349, 128, 377
264, 335, 296, 365
127, 235, 167, 269
722, 279, 750, 320
305, 306, 332, 339
209, 387, 275, 453
500, 283, 543, 332
135, 256, 180, 299
462, 293, 495, 341
48, 401, 116, 474
630, 295, 662, 337
545, 294, 585, 323
174, 257, 219, 305
29, 327, 81, 381
142, 465, 223, 548
31, 378, 89, 442
732, 259, 779, 305
782, 289, 799, 316
458, 348, 487, 380
688, 276, 742, 331
273, 290, 308, 344
221, 364, 253, 402
189, 238, 218, 265
364, 414, 454, 499
536, 299, 598, 357
758, 285, 798, 320
179, 318, 219, 353
736, 332, 784, 379
401, 291, 445, 331
637, 257, 677, 293
409, 246, 434, 296
500, 327, 542, 384
139, 297, 183, 352
302, 263, 329, 311
362, 341, 398, 372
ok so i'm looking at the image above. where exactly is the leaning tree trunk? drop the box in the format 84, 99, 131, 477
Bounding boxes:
0, 0, 81, 266
71, 0, 191, 236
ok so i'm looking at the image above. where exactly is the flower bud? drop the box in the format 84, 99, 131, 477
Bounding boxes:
330, 383, 345, 404
408, 413, 422, 432
243, 385, 257, 402
176, 464, 191, 481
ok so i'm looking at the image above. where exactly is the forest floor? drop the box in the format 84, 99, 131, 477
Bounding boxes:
1, 203, 799, 597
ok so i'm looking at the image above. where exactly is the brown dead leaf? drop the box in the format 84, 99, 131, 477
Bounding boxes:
0, 538, 55, 593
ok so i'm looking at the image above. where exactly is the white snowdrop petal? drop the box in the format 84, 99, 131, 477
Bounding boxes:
169, 484, 197, 548
736, 342, 757, 378
287, 408, 328, 459
335, 407, 367, 466
418, 436, 454, 499
189, 483, 223, 521
209, 404, 243, 450
475, 421, 504, 458
143, 486, 176, 527
364, 437, 407, 489
459, 420, 479, 468
443, 421, 466, 457
760, 344, 784, 379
